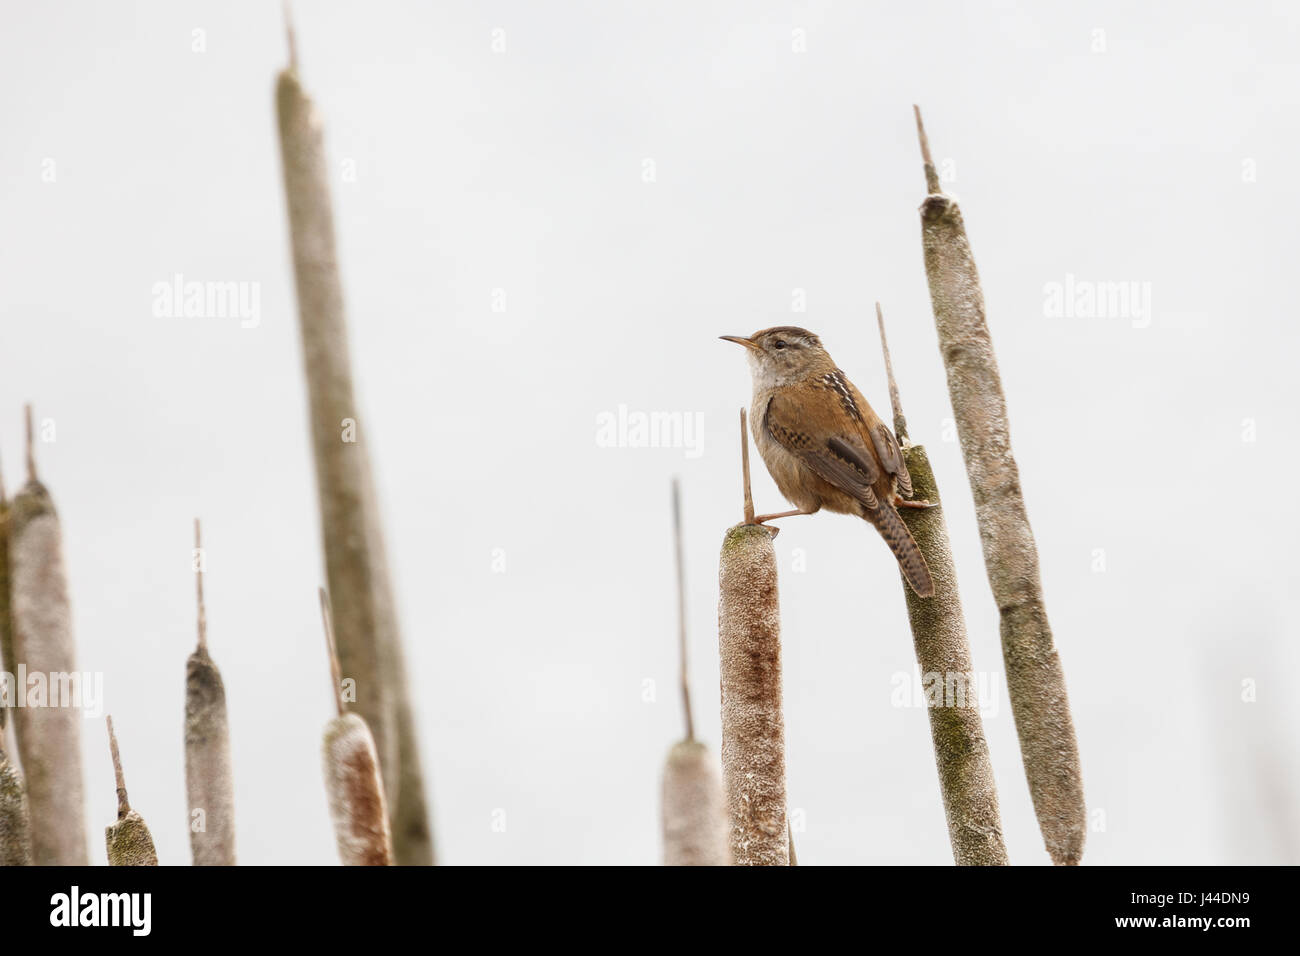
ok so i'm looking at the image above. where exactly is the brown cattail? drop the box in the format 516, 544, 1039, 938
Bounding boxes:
275, 10, 432, 866
877, 304, 1008, 866
184, 519, 236, 865
9, 406, 88, 865
717, 411, 789, 866
0, 741, 32, 865
104, 716, 158, 866
914, 107, 1086, 865
0, 456, 15, 735
319, 589, 392, 866
661, 480, 730, 866
662, 740, 731, 866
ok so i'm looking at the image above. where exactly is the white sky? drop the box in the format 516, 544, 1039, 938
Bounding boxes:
2, 0, 1298, 865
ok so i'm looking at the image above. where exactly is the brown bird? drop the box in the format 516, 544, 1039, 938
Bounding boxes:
722, 326, 935, 597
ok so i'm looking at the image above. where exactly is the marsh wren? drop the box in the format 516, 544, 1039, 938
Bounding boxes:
722, 326, 935, 597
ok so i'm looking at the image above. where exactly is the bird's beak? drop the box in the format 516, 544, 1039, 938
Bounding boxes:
720, 335, 760, 352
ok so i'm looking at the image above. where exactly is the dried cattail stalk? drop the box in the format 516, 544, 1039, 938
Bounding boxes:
104, 716, 158, 866
9, 407, 87, 865
0, 742, 32, 865
275, 16, 432, 866
717, 411, 788, 866
914, 107, 1085, 865
661, 480, 730, 866
319, 589, 392, 866
877, 304, 1008, 866
0, 460, 14, 735
662, 740, 730, 866
184, 519, 236, 865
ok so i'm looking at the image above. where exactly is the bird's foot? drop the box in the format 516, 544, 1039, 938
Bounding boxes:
893, 494, 939, 510
752, 508, 813, 524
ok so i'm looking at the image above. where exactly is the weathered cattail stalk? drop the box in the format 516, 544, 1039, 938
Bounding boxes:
0, 742, 32, 865
275, 13, 432, 866
877, 304, 1008, 866
9, 407, 87, 865
319, 589, 393, 866
0, 464, 26, 867
914, 108, 1086, 865
717, 411, 788, 866
104, 716, 158, 866
661, 480, 730, 866
184, 519, 236, 865
0, 460, 15, 735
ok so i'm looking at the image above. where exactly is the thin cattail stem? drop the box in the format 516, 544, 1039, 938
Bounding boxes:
23, 405, 35, 484
877, 306, 1008, 866
739, 408, 755, 524
9, 419, 87, 865
914, 107, 1085, 865
671, 479, 694, 741
194, 518, 207, 652
319, 588, 346, 717
276, 22, 433, 866
876, 303, 909, 442
282, 0, 298, 72
104, 716, 158, 866
914, 105, 941, 195
107, 715, 128, 817
185, 520, 237, 865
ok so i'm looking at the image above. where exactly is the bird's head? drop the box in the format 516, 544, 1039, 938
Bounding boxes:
720, 326, 833, 389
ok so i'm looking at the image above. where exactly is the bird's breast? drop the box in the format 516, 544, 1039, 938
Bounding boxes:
751, 395, 823, 512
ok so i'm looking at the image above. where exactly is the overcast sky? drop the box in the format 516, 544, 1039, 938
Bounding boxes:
2, 0, 1298, 865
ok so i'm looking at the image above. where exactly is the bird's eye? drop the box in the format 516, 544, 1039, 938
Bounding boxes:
773, 340, 786, 350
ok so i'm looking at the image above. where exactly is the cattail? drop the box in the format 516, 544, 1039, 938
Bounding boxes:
9, 406, 87, 865
275, 7, 432, 865
0, 742, 32, 866
184, 519, 236, 865
104, 716, 158, 866
877, 304, 1008, 866
717, 411, 789, 866
0, 457, 15, 734
914, 108, 1086, 865
319, 589, 392, 866
661, 480, 730, 866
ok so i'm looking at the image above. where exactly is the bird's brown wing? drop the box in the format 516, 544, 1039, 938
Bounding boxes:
842, 377, 913, 499
868, 420, 913, 498
764, 389, 883, 510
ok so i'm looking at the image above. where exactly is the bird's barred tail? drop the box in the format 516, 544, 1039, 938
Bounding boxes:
864, 502, 934, 597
